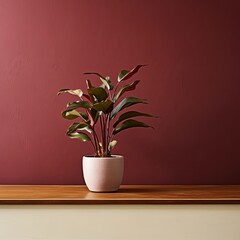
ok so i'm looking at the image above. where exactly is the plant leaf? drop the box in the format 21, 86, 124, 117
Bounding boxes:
90, 108, 100, 122
113, 119, 153, 135
99, 76, 114, 90
67, 100, 92, 111
86, 79, 93, 89
118, 65, 147, 82
58, 89, 83, 98
105, 76, 114, 90
62, 110, 81, 120
84, 72, 105, 79
108, 140, 117, 152
93, 100, 114, 114
79, 112, 89, 121
99, 83, 106, 89
84, 72, 114, 90
87, 108, 100, 126
82, 93, 92, 102
113, 111, 158, 128
67, 132, 92, 142
88, 87, 108, 102
111, 97, 147, 119
67, 122, 92, 134
118, 70, 129, 82
114, 80, 140, 102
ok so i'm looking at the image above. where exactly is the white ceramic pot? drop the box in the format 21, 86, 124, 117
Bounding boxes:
82, 155, 124, 192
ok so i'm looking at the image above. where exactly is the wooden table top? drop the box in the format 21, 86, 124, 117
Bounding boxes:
0, 185, 240, 204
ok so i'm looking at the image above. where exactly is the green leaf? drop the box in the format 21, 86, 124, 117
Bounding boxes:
118, 70, 129, 82
105, 76, 114, 90
108, 140, 118, 152
114, 80, 140, 102
84, 72, 114, 90
113, 119, 153, 135
86, 79, 93, 89
62, 110, 81, 120
58, 89, 83, 98
84, 72, 106, 79
117, 65, 147, 82
91, 108, 100, 122
67, 132, 91, 142
88, 108, 100, 126
99, 83, 106, 89
67, 100, 92, 111
99, 76, 114, 90
111, 97, 147, 119
79, 112, 89, 121
67, 122, 92, 134
113, 111, 158, 128
62, 110, 91, 121
93, 100, 114, 114
88, 87, 108, 102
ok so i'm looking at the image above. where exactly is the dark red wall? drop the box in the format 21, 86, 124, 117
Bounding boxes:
0, 0, 240, 184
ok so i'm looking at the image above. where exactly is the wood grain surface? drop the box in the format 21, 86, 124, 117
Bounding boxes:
0, 185, 240, 204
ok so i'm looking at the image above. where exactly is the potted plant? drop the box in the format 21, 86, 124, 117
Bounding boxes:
58, 65, 157, 192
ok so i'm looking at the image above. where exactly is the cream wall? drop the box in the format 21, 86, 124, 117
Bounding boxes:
0, 205, 240, 240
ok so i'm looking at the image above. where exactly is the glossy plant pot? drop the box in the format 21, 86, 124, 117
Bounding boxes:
82, 155, 124, 192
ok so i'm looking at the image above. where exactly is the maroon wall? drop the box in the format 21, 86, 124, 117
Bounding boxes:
0, 0, 240, 184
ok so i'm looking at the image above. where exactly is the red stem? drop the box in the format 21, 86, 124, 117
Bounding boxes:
92, 127, 100, 156
100, 115, 105, 156
106, 114, 111, 156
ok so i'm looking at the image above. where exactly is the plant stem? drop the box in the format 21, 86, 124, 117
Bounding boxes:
104, 115, 108, 156
106, 114, 111, 156
92, 127, 99, 156
99, 115, 104, 156
95, 131, 101, 156
103, 115, 107, 156
90, 137, 97, 155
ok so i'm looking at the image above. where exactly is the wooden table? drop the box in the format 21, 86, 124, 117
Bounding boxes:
0, 185, 240, 204
1, 185, 240, 240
